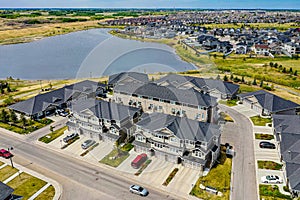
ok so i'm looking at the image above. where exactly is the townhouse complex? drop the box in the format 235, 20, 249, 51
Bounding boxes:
9, 72, 240, 172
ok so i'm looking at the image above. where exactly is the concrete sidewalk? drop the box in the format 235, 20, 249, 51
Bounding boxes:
0, 157, 62, 200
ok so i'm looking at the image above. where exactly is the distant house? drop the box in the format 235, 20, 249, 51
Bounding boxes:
254, 44, 270, 55
108, 72, 149, 89
113, 81, 218, 123
238, 90, 300, 116
68, 99, 141, 142
0, 181, 23, 200
155, 74, 240, 100
284, 42, 300, 55
133, 112, 221, 171
9, 80, 106, 119
273, 115, 300, 197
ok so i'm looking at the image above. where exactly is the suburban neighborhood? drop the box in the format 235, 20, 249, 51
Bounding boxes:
0, 5, 300, 200
1, 69, 299, 199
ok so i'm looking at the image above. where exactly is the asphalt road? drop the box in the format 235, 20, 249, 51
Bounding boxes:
0, 131, 179, 200
219, 104, 258, 200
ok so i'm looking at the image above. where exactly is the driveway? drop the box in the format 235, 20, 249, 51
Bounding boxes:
218, 104, 258, 200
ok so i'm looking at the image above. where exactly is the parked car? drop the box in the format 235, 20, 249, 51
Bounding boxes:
129, 185, 149, 196
0, 149, 13, 159
131, 153, 147, 169
261, 175, 283, 184
63, 133, 79, 143
59, 112, 69, 117
259, 141, 276, 149
81, 139, 96, 149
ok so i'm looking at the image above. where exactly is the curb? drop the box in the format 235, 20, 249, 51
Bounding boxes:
0, 157, 62, 200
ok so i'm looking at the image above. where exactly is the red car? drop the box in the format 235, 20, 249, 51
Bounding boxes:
0, 149, 13, 159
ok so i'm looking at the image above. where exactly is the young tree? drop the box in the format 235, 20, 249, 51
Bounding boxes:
20, 113, 27, 127
294, 70, 298, 76
50, 125, 54, 132
241, 76, 245, 83
269, 62, 274, 67
0, 110, 9, 123
216, 74, 221, 80
260, 80, 264, 87
9, 110, 18, 123
6, 85, 11, 93
282, 67, 287, 73
289, 67, 293, 73
252, 78, 257, 85
230, 74, 234, 80
223, 75, 228, 82
274, 63, 278, 68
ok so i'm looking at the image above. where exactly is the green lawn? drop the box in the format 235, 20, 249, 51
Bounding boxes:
100, 148, 129, 167
120, 143, 134, 152
250, 116, 272, 126
219, 112, 234, 122
39, 126, 67, 143
259, 185, 291, 200
0, 165, 19, 182
0, 161, 4, 165
255, 133, 274, 140
7, 172, 47, 200
258, 160, 283, 170
219, 99, 238, 107
35, 185, 55, 200
0, 119, 52, 134
190, 148, 232, 200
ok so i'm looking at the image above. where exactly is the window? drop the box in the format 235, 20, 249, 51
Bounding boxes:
136, 135, 144, 142
202, 113, 205, 119
148, 104, 153, 110
171, 101, 175, 105
170, 137, 177, 142
195, 113, 200, 120
158, 106, 163, 110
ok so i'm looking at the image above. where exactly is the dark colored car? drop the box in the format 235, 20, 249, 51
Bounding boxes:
0, 149, 13, 159
63, 133, 78, 143
259, 141, 276, 149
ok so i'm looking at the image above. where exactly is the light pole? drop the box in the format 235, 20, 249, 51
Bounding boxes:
8, 147, 14, 168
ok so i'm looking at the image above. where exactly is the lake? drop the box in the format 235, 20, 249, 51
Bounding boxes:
0, 29, 195, 80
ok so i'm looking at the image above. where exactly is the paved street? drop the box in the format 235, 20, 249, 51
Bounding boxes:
0, 131, 180, 200
218, 104, 258, 200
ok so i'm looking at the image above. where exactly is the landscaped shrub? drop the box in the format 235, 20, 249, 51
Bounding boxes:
163, 168, 179, 186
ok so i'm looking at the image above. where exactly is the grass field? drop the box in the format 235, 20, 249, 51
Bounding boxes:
259, 185, 291, 200
255, 133, 274, 140
35, 185, 55, 200
190, 147, 231, 200
257, 160, 283, 170
7, 172, 47, 200
250, 116, 272, 126
100, 149, 129, 167
0, 165, 19, 182
39, 126, 67, 143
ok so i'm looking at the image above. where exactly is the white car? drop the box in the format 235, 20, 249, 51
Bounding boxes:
129, 185, 149, 196
261, 175, 283, 184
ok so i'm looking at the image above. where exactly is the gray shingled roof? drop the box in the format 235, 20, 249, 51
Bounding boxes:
8, 80, 105, 116
155, 74, 239, 95
71, 99, 140, 122
108, 72, 149, 85
238, 90, 299, 113
273, 114, 300, 192
114, 82, 217, 108
0, 182, 14, 200
136, 112, 220, 142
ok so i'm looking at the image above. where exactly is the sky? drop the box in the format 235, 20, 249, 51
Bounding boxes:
0, 0, 299, 9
